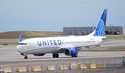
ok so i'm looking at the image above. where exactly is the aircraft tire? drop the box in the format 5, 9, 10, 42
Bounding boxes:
53, 53, 59, 58
24, 56, 28, 59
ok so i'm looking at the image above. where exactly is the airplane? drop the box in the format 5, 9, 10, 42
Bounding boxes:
17, 9, 107, 59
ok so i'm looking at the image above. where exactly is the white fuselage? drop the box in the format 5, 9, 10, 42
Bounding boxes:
16, 9, 107, 58
17, 35, 102, 55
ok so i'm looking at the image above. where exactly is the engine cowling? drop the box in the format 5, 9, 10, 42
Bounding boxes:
65, 47, 78, 57
33, 53, 45, 56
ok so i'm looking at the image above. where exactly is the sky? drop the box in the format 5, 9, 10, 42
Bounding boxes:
0, 0, 125, 32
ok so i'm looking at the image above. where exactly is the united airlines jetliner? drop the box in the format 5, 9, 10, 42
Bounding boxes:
17, 9, 107, 59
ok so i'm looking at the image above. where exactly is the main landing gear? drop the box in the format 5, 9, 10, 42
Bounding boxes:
53, 53, 59, 58
24, 56, 28, 59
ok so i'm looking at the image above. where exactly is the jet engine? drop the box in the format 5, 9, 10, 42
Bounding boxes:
65, 47, 78, 57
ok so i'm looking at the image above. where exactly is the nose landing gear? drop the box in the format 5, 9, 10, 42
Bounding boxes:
20, 53, 28, 59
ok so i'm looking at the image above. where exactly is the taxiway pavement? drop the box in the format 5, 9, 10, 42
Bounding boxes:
0, 44, 125, 62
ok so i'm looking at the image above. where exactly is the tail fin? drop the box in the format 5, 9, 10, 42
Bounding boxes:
89, 9, 107, 37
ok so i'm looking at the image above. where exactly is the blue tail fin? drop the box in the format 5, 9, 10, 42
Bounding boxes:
94, 9, 107, 36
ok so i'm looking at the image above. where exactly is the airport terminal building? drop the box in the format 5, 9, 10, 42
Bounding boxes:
63, 26, 123, 35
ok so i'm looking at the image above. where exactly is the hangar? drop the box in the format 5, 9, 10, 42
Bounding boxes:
63, 26, 123, 35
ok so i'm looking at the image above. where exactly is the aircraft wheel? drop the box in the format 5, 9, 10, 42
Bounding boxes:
24, 56, 28, 59
53, 53, 59, 58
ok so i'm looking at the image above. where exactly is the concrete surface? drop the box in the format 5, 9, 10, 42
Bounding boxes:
0, 45, 125, 62
0, 39, 124, 62
0, 39, 125, 73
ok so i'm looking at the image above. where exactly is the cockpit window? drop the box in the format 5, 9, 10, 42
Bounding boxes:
18, 43, 27, 45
